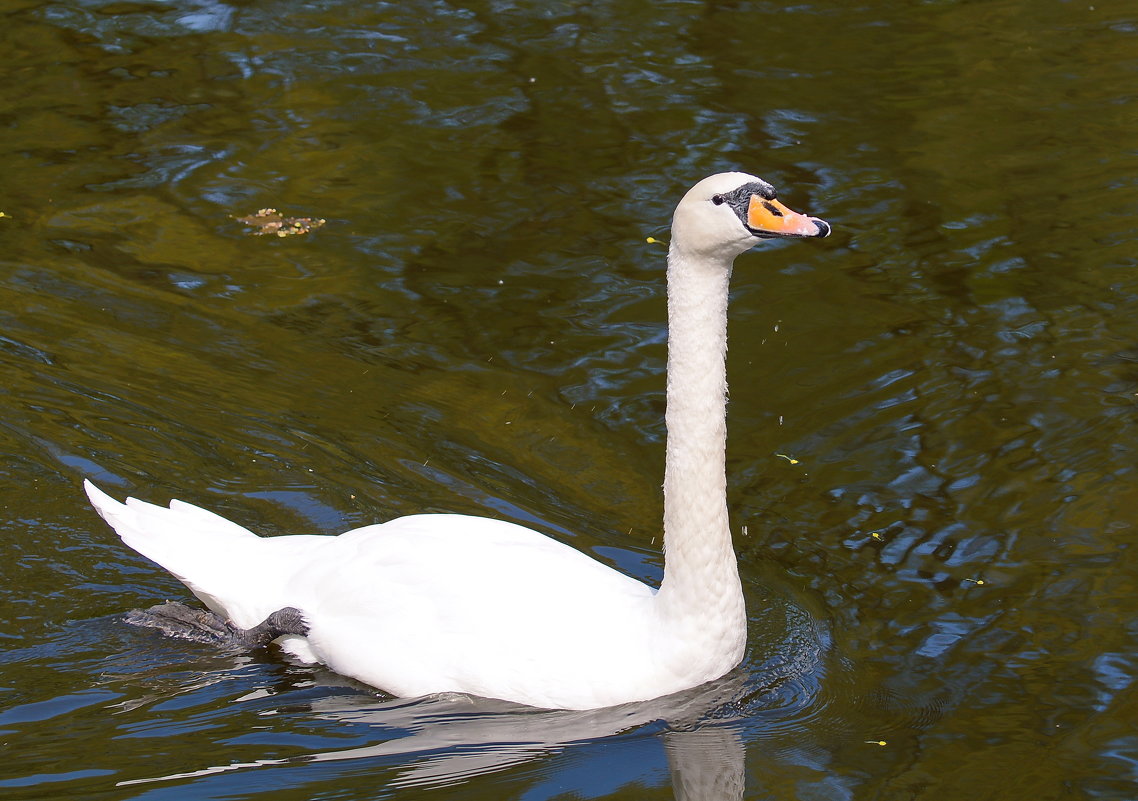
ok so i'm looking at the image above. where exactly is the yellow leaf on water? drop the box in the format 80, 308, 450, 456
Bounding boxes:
235, 207, 325, 237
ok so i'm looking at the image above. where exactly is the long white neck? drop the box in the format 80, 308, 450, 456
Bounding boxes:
654, 241, 746, 667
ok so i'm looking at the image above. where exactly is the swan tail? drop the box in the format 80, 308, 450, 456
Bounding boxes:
83, 479, 274, 624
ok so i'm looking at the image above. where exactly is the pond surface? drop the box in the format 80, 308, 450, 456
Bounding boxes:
2, 0, 1137, 798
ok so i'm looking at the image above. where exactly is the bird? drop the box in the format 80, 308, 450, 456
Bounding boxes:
85, 172, 830, 711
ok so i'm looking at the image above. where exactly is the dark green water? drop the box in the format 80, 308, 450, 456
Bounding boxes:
3, 0, 1137, 798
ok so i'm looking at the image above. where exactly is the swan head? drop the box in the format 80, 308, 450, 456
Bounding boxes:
670, 172, 830, 263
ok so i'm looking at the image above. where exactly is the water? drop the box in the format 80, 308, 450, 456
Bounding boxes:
2, 0, 1137, 797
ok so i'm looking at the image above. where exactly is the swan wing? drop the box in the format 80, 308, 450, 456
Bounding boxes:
286, 513, 659, 707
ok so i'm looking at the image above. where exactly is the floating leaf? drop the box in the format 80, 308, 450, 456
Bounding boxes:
236, 208, 325, 237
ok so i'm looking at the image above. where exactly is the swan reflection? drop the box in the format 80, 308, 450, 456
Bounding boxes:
120, 670, 755, 798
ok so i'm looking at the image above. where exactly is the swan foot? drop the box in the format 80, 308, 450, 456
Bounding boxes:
124, 602, 308, 650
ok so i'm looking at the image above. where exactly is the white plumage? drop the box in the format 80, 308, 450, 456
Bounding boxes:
86, 172, 829, 710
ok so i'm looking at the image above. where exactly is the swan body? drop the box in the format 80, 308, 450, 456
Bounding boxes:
85, 172, 829, 710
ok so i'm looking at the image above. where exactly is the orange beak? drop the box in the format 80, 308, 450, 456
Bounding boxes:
746, 195, 829, 238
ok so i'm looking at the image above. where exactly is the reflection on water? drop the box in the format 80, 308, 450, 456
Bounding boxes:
115, 678, 755, 795
2, 0, 1138, 798
2, 578, 832, 798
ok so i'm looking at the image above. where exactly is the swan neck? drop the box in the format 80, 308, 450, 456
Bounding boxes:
657, 243, 745, 651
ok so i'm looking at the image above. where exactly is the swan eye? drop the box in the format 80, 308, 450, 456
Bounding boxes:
711, 194, 725, 206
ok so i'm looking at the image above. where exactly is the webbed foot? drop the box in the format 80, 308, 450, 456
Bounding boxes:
125, 602, 307, 650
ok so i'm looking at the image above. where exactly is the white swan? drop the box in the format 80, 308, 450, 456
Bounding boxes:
85, 172, 829, 711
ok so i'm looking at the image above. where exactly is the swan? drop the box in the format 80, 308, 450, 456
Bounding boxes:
84, 172, 830, 711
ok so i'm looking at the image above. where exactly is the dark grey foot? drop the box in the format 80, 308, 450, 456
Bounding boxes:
125, 601, 308, 650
